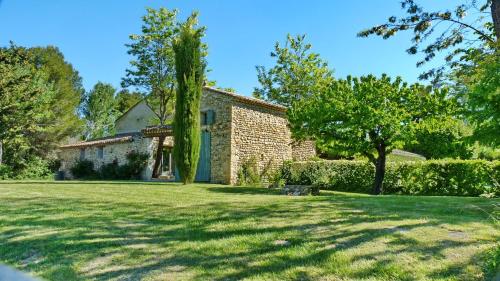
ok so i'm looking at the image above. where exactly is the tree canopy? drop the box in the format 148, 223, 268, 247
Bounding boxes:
254, 34, 334, 107
30, 46, 84, 141
115, 89, 143, 115
358, 0, 499, 84
288, 74, 456, 193
0, 44, 55, 168
80, 82, 118, 140
122, 7, 179, 126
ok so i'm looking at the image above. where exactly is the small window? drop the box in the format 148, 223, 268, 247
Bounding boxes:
200, 112, 208, 125
97, 147, 104, 159
200, 110, 215, 125
79, 148, 85, 160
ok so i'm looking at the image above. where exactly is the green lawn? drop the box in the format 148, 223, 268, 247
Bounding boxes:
0, 181, 498, 281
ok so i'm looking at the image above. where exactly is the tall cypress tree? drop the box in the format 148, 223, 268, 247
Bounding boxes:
173, 13, 206, 184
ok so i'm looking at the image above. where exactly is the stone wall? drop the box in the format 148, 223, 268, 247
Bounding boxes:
59, 136, 155, 179
200, 90, 233, 184
230, 103, 292, 184
292, 140, 317, 161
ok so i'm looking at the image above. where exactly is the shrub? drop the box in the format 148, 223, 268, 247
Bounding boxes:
99, 160, 121, 179
119, 151, 149, 179
70, 159, 97, 179
94, 151, 149, 180
237, 156, 276, 187
15, 156, 53, 179
0, 164, 13, 179
237, 157, 261, 186
0, 157, 53, 180
282, 160, 500, 197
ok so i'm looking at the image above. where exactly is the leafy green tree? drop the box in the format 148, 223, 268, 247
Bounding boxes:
358, 0, 498, 84
122, 7, 179, 177
0, 44, 55, 168
173, 13, 206, 184
115, 89, 143, 114
406, 117, 473, 159
458, 51, 499, 146
30, 46, 84, 144
288, 74, 453, 194
81, 82, 118, 140
254, 34, 334, 107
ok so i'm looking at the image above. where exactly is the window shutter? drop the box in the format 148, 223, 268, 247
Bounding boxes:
206, 110, 215, 125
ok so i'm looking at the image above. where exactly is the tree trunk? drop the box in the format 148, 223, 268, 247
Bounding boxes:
492, 0, 500, 40
373, 145, 386, 195
152, 135, 165, 178
0, 140, 3, 165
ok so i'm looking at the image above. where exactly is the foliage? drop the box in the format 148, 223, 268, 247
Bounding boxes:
122, 7, 179, 126
254, 34, 334, 107
98, 152, 149, 180
80, 82, 118, 140
237, 157, 262, 186
482, 244, 500, 280
457, 50, 500, 146
122, 7, 185, 177
473, 144, 500, 160
0, 44, 56, 170
173, 13, 206, 184
358, 0, 498, 84
15, 156, 53, 180
205, 80, 236, 92
119, 151, 150, 179
98, 160, 121, 180
70, 159, 97, 179
30, 46, 84, 146
115, 89, 143, 114
0, 164, 13, 180
288, 74, 455, 194
282, 160, 500, 197
237, 157, 276, 187
405, 117, 473, 159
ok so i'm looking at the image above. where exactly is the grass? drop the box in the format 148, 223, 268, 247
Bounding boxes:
0, 181, 498, 281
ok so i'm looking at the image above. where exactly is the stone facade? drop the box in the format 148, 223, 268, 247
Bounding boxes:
230, 102, 292, 184
59, 87, 316, 184
292, 140, 317, 161
59, 135, 156, 179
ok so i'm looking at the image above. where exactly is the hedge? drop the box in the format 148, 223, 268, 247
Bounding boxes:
281, 160, 500, 197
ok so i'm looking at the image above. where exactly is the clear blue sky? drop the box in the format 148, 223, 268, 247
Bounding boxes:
0, 0, 461, 96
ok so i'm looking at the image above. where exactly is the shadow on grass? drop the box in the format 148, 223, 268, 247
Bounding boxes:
0, 185, 498, 280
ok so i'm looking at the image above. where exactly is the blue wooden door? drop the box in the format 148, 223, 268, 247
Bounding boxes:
195, 130, 211, 182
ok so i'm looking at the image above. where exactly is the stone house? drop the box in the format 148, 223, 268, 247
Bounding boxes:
59, 87, 316, 184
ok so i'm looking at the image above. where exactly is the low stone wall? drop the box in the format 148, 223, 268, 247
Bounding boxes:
292, 140, 317, 161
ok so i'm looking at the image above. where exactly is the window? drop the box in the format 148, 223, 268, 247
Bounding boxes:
79, 148, 85, 160
200, 112, 208, 125
97, 147, 104, 159
200, 110, 215, 126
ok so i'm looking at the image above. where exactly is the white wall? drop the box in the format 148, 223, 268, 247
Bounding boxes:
115, 101, 156, 134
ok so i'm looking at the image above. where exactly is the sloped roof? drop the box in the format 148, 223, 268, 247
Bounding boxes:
203, 87, 287, 112
141, 125, 173, 137
59, 133, 136, 149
